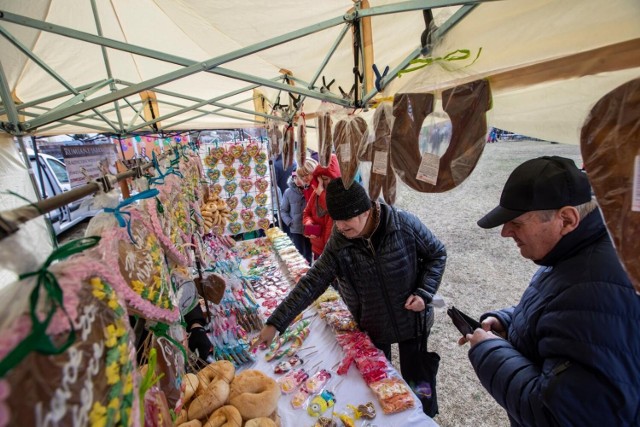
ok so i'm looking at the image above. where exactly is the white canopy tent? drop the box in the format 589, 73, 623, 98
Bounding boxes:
0, 0, 638, 285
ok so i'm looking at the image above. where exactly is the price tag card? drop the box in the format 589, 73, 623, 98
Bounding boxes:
340, 143, 351, 162
372, 150, 388, 175
633, 155, 640, 212
416, 152, 440, 185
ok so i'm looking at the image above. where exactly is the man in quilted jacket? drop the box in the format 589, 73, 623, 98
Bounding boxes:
254, 178, 447, 412
462, 156, 640, 426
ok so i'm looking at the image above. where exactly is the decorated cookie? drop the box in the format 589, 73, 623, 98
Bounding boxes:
212, 224, 224, 236
223, 181, 238, 195
211, 146, 225, 159
241, 194, 254, 208
238, 164, 252, 178
246, 141, 261, 158
226, 196, 238, 210
255, 193, 268, 206
357, 402, 376, 419
255, 206, 268, 218
228, 222, 242, 235
207, 169, 221, 183
240, 179, 254, 193
243, 220, 256, 231
229, 144, 244, 159
211, 183, 223, 195
257, 218, 270, 230
239, 152, 252, 165
255, 178, 269, 193
221, 153, 234, 166
240, 209, 254, 222
255, 163, 268, 176
254, 152, 267, 164
228, 210, 239, 222
205, 154, 219, 167
222, 166, 236, 180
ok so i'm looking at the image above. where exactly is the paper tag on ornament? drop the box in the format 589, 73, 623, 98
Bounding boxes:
340, 144, 351, 162
372, 150, 388, 175
633, 155, 640, 212
416, 152, 440, 184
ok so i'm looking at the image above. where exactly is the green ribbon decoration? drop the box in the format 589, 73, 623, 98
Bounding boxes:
148, 152, 183, 186
0, 236, 101, 377
104, 189, 159, 244
397, 47, 483, 77
147, 321, 188, 364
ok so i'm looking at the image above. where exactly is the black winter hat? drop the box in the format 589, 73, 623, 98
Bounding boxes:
326, 178, 372, 220
478, 156, 591, 229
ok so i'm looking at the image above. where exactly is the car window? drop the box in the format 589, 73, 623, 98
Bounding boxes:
46, 157, 70, 184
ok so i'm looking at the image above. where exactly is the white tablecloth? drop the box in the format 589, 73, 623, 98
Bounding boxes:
243, 310, 438, 427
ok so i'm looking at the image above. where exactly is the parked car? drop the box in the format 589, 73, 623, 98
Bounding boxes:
28, 150, 96, 236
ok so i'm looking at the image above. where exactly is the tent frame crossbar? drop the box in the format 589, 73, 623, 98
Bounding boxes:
0, 0, 488, 135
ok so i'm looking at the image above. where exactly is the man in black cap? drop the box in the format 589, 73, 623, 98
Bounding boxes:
253, 178, 447, 415
460, 156, 640, 426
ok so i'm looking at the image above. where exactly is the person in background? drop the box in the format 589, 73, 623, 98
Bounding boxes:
272, 153, 296, 235
295, 157, 319, 201
280, 171, 312, 263
460, 156, 640, 426
303, 154, 341, 260
254, 179, 447, 411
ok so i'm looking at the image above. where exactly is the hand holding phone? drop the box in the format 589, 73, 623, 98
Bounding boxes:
447, 306, 482, 336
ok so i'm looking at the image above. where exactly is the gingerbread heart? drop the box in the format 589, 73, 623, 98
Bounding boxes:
241, 194, 254, 208
211, 146, 225, 159
226, 196, 238, 210
228, 222, 242, 235
243, 220, 256, 230
239, 152, 252, 165
255, 163, 267, 176
205, 154, 219, 167
254, 152, 267, 164
228, 210, 239, 222
240, 209, 254, 222
255, 193, 268, 206
240, 179, 254, 193
257, 218, 270, 230
224, 181, 238, 195
255, 178, 269, 193
221, 153, 234, 166
211, 183, 223, 195
222, 166, 236, 180
246, 141, 261, 158
229, 144, 244, 159
207, 169, 221, 183
238, 164, 252, 178
255, 206, 268, 218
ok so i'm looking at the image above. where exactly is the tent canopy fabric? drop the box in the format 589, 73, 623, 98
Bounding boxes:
0, 0, 638, 145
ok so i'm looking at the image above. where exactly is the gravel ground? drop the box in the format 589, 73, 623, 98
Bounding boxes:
390, 139, 582, 427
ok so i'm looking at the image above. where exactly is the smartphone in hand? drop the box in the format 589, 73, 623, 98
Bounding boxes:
447, 306, 482, 336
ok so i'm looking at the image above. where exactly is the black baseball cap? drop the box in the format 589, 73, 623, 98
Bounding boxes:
477, 156, 592, 229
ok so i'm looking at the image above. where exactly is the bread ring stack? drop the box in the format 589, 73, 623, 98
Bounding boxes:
201, 194, 231, 233
176, 364, 281, 427
228, 370, 281, 421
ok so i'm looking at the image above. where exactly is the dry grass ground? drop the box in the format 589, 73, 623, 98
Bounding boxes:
391, 139, 583, 426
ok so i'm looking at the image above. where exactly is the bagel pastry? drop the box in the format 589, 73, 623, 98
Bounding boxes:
188, 380, 230, 420
203, 405, 242, 427
228, 370, 281, 420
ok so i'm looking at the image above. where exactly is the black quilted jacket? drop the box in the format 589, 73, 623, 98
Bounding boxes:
267, 203, 447, 344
